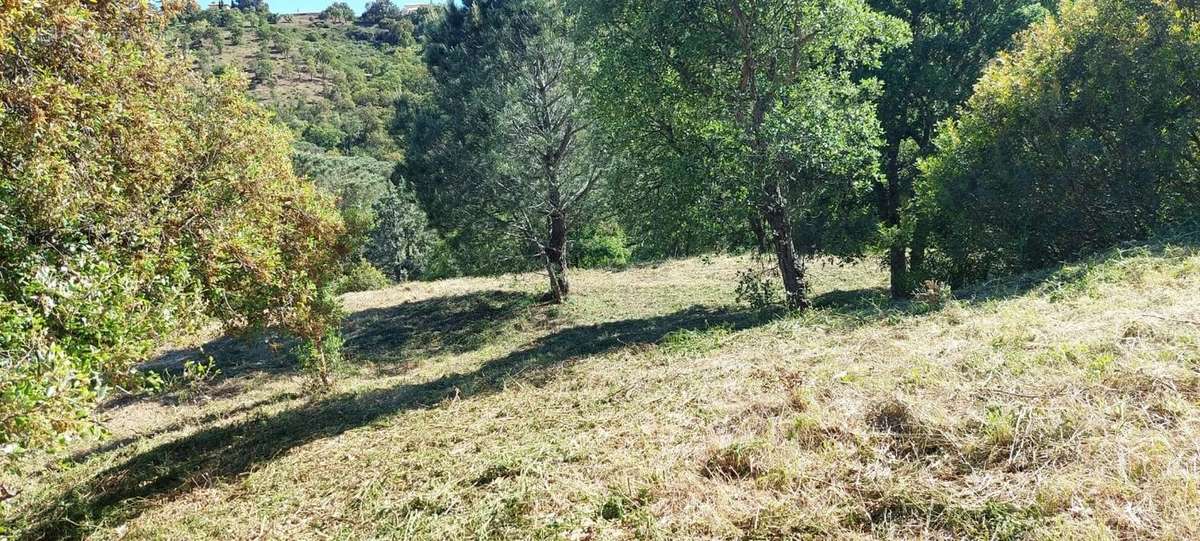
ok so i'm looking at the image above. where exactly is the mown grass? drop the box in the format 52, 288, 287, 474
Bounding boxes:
6, 241, 1200, 540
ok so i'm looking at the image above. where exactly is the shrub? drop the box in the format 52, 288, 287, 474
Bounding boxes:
735, 264, 784, 310
916, 0, 1200, 284
574, 222, 632, 270
337, 259, 393, 294
0, 0, 345, 467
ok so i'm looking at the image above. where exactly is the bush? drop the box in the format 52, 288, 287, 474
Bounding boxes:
367, 186, 436, 281
574, 222, 632, 270
916, 0, 1200, 284
0, 1, 345, 467
337, 259, 393, 294
735, 264, 785, 310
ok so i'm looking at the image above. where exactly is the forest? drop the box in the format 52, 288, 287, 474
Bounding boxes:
2, 0, 1199, 538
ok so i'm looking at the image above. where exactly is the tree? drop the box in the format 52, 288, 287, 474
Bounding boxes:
292, 144, 436, 282
228, 19, 245, 44
583, 0, 908, 309
1, 0, 345, 465
252, 54, 275, 86
368, 187, 437, 281
403, 0, 603, 302
361, 0, 401, 25
916, 0, 1200, 284
866, 0, 1050, 297
233, 0, 269, 13
320, 2, 355, 23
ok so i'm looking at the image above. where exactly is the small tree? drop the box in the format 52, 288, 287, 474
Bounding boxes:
405, 0, 603, 302
360, 0, 401, 25
320, 2, 355, 23
252, 55, 274, 86
585, 0, 908, 309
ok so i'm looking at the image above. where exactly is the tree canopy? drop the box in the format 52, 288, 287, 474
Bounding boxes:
916, 0, 1200, 283
582, 0, 910, 308
1, 0, 345, 463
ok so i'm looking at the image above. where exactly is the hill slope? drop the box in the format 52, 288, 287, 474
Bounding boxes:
9, 239, 1200, 539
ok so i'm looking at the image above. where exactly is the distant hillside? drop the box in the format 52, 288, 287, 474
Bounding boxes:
167, 6, 435, 161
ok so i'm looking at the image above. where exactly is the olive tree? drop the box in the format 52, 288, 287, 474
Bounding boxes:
583, 0, 908, 309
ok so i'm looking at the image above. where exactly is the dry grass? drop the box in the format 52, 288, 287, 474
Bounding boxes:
6, 242, 1200, 540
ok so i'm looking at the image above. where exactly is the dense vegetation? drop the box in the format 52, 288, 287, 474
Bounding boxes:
4, 0, 1199, 536
1, 0, 344, 468
917, 0, 1200, 284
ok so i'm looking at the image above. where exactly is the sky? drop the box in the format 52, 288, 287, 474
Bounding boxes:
268, 0, 434, 15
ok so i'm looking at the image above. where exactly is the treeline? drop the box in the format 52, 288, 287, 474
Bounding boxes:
396, 0, 1199, 305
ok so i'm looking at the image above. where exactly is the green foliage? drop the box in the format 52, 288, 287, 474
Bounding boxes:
336, 259, 393, 294
292, 321, 346, 391
574, 222, 632, 270
917, 0, 1200, 284
582, 0, 910, 308
865, 0, 1051, 295
0, 0, 345, 465
368, 186, 436, 281
320, 2, 355, 23
139, 358, 221, 402
361, 0, 401, 25
403, 0, 604, 294
292, 145, 436, 282
735, 266, 785, 310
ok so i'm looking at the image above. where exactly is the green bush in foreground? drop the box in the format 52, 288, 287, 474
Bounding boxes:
916, 0, 1200, 285
0, 0, 346, 467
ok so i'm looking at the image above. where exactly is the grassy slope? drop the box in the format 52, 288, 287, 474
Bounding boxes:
9, 241, 1200, 540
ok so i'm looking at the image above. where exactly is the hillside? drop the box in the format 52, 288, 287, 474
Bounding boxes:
8, 236, 1200, 539
167, 9, 430, 160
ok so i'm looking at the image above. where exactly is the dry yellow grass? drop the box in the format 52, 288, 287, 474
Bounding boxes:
6, 242, 1200, 540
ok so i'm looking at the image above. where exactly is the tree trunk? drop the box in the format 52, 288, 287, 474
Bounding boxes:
749, 212, 769, 254
761, 180, 808, 311
881, 143, 909, 299
544, 208, 569, 303
909, 222, 927, 282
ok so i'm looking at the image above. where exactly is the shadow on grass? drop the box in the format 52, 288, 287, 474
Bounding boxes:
342, 290, 534, 367
122, 290, 535, 406
19, 304, 767, 540
808, 237, 1200, 328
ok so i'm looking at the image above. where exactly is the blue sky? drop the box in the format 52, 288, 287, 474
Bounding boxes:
269, 0, 434, 14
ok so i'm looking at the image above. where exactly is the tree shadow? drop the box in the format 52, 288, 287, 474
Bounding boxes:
342, 290, 534, 367
110, 290, 535, 409
807, 238, 1200, 326
18, 305, 768, 541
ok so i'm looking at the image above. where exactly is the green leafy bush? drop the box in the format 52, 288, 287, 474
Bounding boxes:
916, 0, 1200, 284
337, 259, 393, 294
575, 222, 632, 270
0, 0, 346, 466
